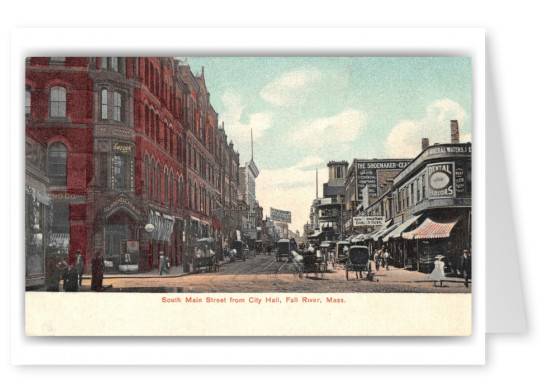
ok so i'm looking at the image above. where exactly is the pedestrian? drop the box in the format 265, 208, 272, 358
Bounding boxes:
62, 265, 79, 292
383, 249, 391, 270
429, 255, 446, 287
74, 250, 85, 287
159, 251, 169, 275
91, 250, 105, 292
46, 260, 66, 292
460, 249, 472, 287
374, 249, 381, 271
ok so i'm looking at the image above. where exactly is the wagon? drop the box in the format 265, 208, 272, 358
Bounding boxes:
193, 237, 219, 273
345, 246, 373, 280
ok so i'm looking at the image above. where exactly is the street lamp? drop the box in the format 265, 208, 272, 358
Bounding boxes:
145, 223, 154, 270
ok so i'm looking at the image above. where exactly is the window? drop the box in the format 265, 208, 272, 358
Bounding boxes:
25, 88, 31, 115
157, 164, 161, 202
48, 142, 67, 186
145, 156, 150, 198
145, 107, 150, 136
50, 57, 65, 64
164, 168, 169, 205
113, 91, 123, 122
111, 57, 119, 72
422, 174, 426, 199
112, 154, 127, 190
101, 89, 108, 119
49, 87, 66, 118
101, 57, 108, 69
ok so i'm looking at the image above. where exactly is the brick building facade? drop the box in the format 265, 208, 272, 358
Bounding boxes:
25, 57, 239, 281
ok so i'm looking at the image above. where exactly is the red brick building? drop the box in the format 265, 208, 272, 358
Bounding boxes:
25, 57, 240, 281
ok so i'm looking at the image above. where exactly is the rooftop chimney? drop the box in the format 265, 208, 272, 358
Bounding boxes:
422, 138, 429, 150
450, 120, 460, 143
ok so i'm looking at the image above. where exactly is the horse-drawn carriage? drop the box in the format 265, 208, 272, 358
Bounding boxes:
192, 237, 219, 273
295, 246, 326, 279
334, 240, 351, 267
229, 240, 247, 262
345, 246, 374, 281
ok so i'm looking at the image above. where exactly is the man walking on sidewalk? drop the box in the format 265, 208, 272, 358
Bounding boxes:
159, 251, 170, 276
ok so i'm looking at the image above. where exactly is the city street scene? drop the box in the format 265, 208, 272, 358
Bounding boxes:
25, 57, 472, 295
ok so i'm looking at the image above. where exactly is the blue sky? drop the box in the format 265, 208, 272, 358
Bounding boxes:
184, 57, 472, 232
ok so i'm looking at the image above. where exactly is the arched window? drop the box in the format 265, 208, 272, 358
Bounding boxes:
48, 142, 67, 186
49, 86, 66, 118
164, 168, 169, 205
156, 163, 161, 202
101, 88, 108, 120
145, 106, 149, 136
150, 159, 155, 199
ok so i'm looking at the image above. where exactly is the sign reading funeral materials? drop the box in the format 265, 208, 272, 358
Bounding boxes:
270, 207, 292, 223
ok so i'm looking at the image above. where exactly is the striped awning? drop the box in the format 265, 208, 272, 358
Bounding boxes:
383, 215, 423, 242
402, 217, 459, 240
370, 219, 393, 241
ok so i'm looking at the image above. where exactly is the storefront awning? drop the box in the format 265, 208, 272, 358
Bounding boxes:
308, 231, 323, 239
383, 215, 423, 242
369, 219, 393, 241
402, 217, 459, 240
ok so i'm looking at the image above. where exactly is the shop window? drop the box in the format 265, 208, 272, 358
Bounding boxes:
49, 86, 66, 118
48, 142, 67, 186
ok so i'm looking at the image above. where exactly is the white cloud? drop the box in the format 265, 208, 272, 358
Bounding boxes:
219, 91, 273, 144
256, 159, 329, 233
289, 109, 368, 155
259, 68, 323, 107
384, 99, 471, 158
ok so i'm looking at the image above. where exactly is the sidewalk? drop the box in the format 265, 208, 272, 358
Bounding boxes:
85, 257, 234, 279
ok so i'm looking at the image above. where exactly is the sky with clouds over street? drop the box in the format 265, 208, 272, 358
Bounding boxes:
184, 57, 472, 233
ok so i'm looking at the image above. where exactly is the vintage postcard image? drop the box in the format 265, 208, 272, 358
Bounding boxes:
25, 56, 472, 336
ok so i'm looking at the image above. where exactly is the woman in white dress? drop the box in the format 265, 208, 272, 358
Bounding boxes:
429, 255, 446, 287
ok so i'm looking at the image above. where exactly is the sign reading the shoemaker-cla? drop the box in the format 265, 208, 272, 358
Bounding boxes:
427, 162, 455, 198
270, 207, 292, 223
356, 160, 410, 200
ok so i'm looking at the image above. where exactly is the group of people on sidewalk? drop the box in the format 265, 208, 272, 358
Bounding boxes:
429, 250, 472, 288
45, 250, 107, 292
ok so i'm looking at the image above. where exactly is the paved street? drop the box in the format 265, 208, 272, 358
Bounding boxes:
70, 253, 472, 294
